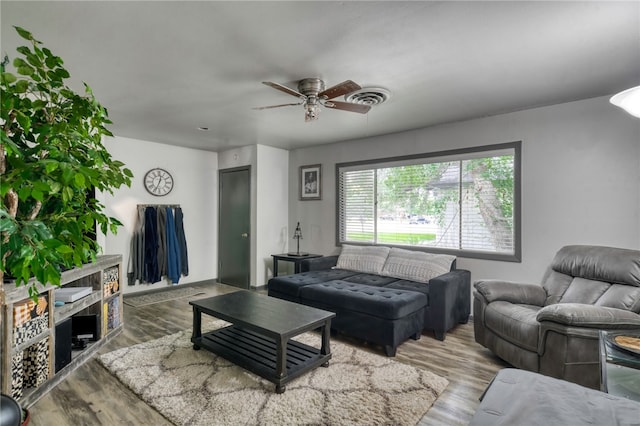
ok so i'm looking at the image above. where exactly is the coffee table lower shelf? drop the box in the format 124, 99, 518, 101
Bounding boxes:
192, 325, 330, 393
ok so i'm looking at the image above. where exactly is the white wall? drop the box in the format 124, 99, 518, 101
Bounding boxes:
256, 145, 290, 286
100, 136, 218, 295
289, 95, 640, 285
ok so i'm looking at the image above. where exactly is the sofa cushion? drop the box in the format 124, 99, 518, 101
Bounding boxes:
595, 284, 640, 313
537, 303, 640, 328
551, 245, 640, 287
299, 280, 427, 320
335, 244, 391, 274
381, 247, 455, 283
342, 273, 399, 287
558, 277, 611, 304
385, 280, 429, 305
484, 301, 540, 352
267, 269, 358, 298
546, 274, 640, 312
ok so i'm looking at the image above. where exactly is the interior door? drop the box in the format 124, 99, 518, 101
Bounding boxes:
218, 166, 251, 288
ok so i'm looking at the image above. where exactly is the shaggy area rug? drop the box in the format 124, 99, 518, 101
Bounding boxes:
122, 286, 206, 307
98, 321, 448, 426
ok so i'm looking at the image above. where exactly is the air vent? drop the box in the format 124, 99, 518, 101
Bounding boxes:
344, 87, 391, 106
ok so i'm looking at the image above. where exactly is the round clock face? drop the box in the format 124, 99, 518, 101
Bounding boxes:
144, 168, 174, 196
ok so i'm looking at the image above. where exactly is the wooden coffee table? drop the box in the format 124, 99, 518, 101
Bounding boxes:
190, 291, 335, 393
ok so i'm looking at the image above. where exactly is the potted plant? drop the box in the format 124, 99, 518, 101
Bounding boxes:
0, 26, 132, 302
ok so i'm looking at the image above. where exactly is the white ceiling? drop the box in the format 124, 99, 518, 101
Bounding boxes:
2, 1, 639, 152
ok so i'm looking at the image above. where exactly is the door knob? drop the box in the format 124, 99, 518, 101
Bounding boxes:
241, 233, 248, 238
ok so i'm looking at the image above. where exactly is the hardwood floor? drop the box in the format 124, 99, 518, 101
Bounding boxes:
27, 283, 507, 425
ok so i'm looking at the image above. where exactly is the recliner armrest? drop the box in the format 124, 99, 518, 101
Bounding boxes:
300, 255, 339, 272
537, 303, 640, 328
474, 280, 546, 306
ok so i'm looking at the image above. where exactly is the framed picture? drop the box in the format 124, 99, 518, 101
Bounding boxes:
300, 164, 322, 200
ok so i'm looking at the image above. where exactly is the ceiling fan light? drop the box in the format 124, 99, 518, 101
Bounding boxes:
305, 104, 320, 122
610, 85, 640, 118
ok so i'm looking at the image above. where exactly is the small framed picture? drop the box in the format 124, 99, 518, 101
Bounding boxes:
300, 164, 322, 200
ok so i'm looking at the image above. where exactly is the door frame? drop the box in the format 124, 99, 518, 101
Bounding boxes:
218, 165, 251, 288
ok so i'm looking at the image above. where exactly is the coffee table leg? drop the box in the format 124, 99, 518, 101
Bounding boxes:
275, 336, 287, 393
192, 305, 202, 350
321, 319, 331, 367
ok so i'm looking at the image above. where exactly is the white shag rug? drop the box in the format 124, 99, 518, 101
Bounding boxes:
98, 320, 448, 426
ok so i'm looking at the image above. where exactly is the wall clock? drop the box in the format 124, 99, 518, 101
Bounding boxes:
144, 168, 174, 196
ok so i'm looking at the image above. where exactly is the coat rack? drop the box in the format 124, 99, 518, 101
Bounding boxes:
129, 204, 189, 286
137, 204, 180, 208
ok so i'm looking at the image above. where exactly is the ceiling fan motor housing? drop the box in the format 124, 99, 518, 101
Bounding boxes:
298, 78, 326, 96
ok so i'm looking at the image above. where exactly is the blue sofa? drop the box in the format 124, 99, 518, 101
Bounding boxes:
267, 251, 471, 356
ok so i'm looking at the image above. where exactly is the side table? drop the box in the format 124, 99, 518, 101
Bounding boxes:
272, 253, 322, 277
599, 329, 640, 402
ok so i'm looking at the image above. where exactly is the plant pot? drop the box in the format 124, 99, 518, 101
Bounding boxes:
0, 393, 21, 426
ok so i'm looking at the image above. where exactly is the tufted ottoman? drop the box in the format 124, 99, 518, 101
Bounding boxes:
299, 280, 427, 356
266, 269, 359, 302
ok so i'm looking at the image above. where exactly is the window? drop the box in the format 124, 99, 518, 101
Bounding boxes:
336, 142, 521, 261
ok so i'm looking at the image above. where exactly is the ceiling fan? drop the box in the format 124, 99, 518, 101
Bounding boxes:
254, 78, 371, 121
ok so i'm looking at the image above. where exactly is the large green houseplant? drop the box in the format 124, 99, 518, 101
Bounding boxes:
1, 27, 132, 301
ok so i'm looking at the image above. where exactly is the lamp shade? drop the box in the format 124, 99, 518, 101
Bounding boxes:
610, 85, 640, 118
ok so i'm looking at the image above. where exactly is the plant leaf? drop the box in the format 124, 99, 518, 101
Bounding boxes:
1, 72, 17, 84
74, 173, 86, 187
14, 26, 33, 41
56, 245, 73, 254
15, 79, 29, 93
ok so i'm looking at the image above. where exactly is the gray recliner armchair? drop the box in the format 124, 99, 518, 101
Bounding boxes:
473, 245, 640, 389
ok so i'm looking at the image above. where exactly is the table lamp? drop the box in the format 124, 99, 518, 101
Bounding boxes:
288, 222, 308, 256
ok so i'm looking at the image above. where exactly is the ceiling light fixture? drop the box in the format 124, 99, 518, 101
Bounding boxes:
304, 96, 321, 122
610, 85, 640, 118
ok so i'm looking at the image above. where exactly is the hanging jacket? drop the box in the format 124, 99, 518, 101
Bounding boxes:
175, 207, 189, 277
165, 207, 181, 284
156, 207, 167, 279
143, 206, 161, 283
127, 205, 145, 285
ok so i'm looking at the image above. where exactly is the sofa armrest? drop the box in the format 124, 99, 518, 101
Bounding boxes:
427, 269, 471, 339
474, 280, 546, 306
537, 303, 640, 329
300, 255, 339, 272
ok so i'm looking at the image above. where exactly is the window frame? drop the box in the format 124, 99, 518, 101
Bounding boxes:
335, 141, 522, 262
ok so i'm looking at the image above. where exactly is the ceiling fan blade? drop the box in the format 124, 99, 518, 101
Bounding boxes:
252, 102, 303, 110
324, 100, 371, 114
262, 81, 305, 98
319, 80, 362, 100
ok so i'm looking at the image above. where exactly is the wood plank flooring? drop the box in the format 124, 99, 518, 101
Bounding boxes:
27, 283, 508, 425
